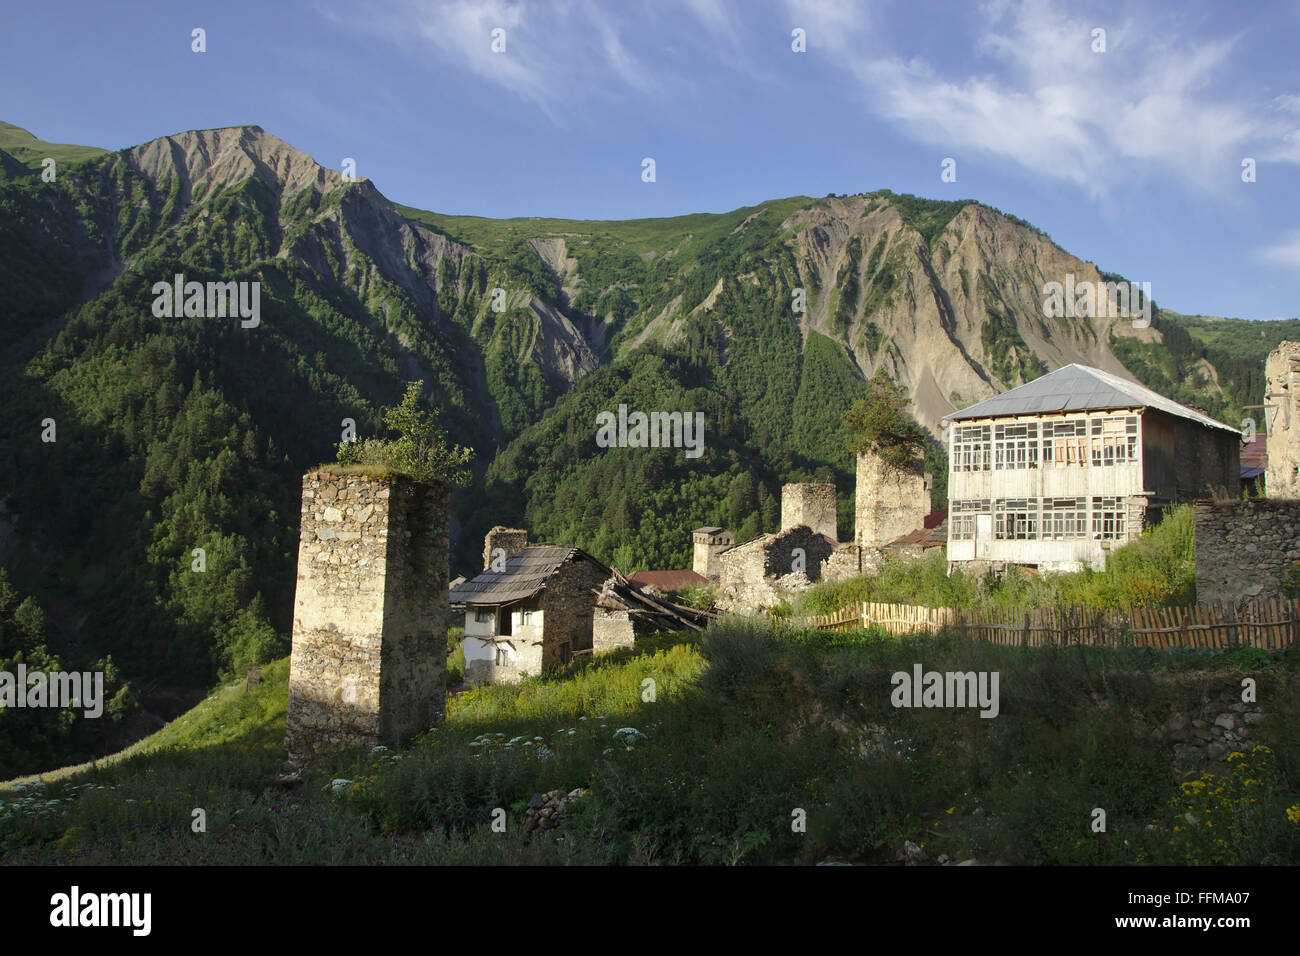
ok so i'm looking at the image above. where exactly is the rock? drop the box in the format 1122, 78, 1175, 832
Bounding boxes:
1214, 714, 1236, 731
1244, 712, 1265, 725
956, 859, 979, 866
1207, 741, 1229, 760
898, 840, 927, 865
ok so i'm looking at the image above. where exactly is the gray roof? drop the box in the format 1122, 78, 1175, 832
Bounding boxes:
449, 546, 605, 605
941, 364, 1239, 434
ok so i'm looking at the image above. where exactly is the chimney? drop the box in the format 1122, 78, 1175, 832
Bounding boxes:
483, 527, 528, 571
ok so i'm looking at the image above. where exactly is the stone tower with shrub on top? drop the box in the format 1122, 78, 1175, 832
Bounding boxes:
285, 468, 449, 764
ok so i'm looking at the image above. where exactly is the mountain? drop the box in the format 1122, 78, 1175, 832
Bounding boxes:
0, 121, 1275, 773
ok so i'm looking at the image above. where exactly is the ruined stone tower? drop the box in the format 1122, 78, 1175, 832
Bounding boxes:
483, 526, 528, 571
285, 469, 449, 765
1265, 342, 1300, 498
780, 483, 838, 540
692, 526, 734, 581
855, 449, 927, 548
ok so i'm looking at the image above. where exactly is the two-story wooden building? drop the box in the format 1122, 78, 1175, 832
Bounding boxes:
941, 364, 1240, 572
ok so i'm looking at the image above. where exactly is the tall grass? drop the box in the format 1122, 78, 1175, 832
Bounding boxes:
4, 609, 1296, 866
801, 505, 1196, 616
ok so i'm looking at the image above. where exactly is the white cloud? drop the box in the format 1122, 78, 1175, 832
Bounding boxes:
1261, 230, 1300, 268
795, 0, 1300, 199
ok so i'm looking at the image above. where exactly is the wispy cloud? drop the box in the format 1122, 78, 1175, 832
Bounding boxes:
788, 0, 1300, 200
1262, 229, 1300, 268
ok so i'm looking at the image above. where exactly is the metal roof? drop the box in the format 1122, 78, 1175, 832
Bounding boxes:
449, 546, 601, 605
941, 364, 1239, 434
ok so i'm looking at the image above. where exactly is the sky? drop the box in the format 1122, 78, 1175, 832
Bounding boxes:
2, 0, 1299, 320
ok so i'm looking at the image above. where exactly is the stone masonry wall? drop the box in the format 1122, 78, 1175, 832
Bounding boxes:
1265, 341, 1300, 498
1194, 499, 1300, 607
286, 470, 448, 764
593, 609, 636, 654
540, 555, 610, 666
781, 483, 838, 540
716, 526, 835, 612
483, 527, 528, 571
855, 450, 927, 548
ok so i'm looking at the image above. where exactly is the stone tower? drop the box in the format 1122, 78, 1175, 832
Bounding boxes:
286, 469, 449, 765
1265, 342, 1300, 498
855, 449, 927, 548
483, 526, 528, 571
780, 483, 838, 541
692, 527, 734, 581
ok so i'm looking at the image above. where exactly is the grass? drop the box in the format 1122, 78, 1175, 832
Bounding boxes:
395, 196, 821, 259
801, 504, 1196, 616
2, 615, 1297, 865
0, 121, 108, 173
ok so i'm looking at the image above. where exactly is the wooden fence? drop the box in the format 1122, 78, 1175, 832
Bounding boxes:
791, 597, 1300, 649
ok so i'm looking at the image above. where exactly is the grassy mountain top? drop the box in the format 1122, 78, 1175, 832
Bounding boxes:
397, 194, 822, 257
0, 121, 107, 172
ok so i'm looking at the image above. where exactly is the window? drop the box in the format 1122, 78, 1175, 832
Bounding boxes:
995, 498, 1038, 540
994, 422, 1038, 470
953, 424, 991, 472
950, 499, 991, 540
1042, 497, 1087, 538
1090, 416, 1139, 467
520, 609, 536, 626
494, 646, 510, 666
1092, 497, 1127, 539
1043, 418, 1088, 466
474, 609, 493, 625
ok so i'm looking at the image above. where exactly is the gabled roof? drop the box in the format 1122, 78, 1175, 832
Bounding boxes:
450, 546, 607, 606
941, 364, 1239, 434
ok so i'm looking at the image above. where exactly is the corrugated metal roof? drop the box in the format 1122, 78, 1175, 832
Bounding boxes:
941, 364, 1239, 434
449, 546, 592, 605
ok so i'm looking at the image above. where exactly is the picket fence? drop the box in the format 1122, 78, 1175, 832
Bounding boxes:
791, 597, 1300, 649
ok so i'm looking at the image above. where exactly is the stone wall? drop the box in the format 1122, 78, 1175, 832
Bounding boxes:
286, 470, 449, 764
855, 450, 927, 547
1265, 341, 1300, 498
1163, 678, 1267, 779
483, 527, 528, 571
593, 609, 636, 654
1194, 499, 1300, 606
821, 543, 884, 582
540, 554, 610, 666
716, 526, 835, 612
781, 483, 838, 540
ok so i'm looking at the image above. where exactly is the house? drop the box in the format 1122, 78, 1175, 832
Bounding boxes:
941, 363, 1241, 573
450, 536, 611, 685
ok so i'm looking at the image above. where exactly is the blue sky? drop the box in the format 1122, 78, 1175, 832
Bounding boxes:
3, 0, 1299, 320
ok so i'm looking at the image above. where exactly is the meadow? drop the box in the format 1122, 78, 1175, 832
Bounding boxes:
3, 614, 1298, 866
